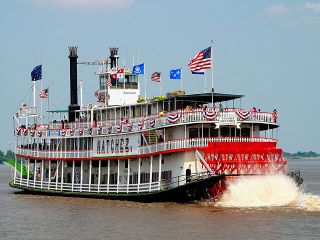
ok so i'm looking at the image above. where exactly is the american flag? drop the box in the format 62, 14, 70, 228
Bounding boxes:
106, 79, 112, 88
39, 88, 49, 98
188, 47, 212, 72
151, 72, 161, 82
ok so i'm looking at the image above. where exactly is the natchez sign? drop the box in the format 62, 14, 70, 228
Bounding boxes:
92, 133, 140, 157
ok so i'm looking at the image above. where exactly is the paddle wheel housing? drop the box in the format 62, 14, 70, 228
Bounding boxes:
204, 141, 287, 200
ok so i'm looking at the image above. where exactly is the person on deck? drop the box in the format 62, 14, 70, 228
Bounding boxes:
219, 103, 223, 111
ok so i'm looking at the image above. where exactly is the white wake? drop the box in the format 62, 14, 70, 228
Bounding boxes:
216, 175, 320, 211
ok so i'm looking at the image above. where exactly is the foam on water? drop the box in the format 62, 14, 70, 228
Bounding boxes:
216, 175, 320, 211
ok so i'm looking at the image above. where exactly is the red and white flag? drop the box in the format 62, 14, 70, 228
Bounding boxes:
117, 68, 125, 79
188, 47, 212, 72
151, 72, 161, 82
106, 79, 112, 88
110, 68, 117, 79
39, 88, 49, 98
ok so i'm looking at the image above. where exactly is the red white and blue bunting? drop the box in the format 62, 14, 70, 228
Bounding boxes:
98, 127, 102, 135
116, 124, 121, 133
148, 118, 155, 128
30, 128, 35, 137
166, 113, 182, 123
137, 121, 144, 130
16, 128, 22, 136
37, 130, 42, 137
107, 125, 111, 134
127, 122, 133, 132
23, 129, 28, 136
202, 109, 218, 120
235, 109, 252, 120
70, 129, 74, 136
78, 128, 83, 135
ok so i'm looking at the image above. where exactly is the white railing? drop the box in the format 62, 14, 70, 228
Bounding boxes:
15, 177, 160, 194
16, 137, 276, 159
20, 108, 277, 139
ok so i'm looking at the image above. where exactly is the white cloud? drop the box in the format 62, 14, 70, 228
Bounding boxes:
304, 2, 320, 12
29, 0, 136, 10
264, 3, 290, 15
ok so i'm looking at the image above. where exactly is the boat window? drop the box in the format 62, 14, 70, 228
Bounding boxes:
189, 128, 199, 138
132, 106, 136, 117
101, 161, 108, 167
147, 105, 151, 115
203, 127, 209, 137
125, 75, 138, 89
221, 127, 230, 137
210, 127, 219, 137
125, 160, 128, 168
241, 128, 250, 137
99, 75, 107, 90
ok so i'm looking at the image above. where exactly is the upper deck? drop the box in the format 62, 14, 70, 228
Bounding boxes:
15, 91, 279, 139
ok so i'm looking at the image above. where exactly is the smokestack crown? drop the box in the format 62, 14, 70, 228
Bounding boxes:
69, 47, 78, 58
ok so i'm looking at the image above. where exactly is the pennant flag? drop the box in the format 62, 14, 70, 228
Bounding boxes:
39, 88, 49, 98
31, 65, 42, 81
106, 79, 112, 88
188, 47, 212, 72
170, 69, 181, 80
117, 68, 125, 79
151, 72, 161, 82
110, 68, 117, 79
191, 71, 205, 75
132, 63, 145, 74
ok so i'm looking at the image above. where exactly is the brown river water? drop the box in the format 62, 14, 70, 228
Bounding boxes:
0, 159, 320, 240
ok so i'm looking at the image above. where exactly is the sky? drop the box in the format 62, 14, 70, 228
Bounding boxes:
0, 0, 320, 153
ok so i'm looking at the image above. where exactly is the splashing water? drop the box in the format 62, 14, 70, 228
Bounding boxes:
216, 175, 320, 211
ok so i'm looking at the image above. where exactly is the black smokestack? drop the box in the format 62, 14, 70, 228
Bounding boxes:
68, 46, 80, 122
109, 47, 119, 69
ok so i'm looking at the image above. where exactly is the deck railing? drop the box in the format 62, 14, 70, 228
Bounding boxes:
44, 108, 275, 129
18, 108, 277, 139
14, 172, 212, 194
16, 137, 276, 159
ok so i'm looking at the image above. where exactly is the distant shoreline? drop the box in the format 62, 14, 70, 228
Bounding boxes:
286, 157, 320, 160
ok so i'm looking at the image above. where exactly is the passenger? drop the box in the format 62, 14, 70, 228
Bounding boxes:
219, 103, 223, 111
273, 109, 278, 123
158, 135, 164, 142
252, 107, 257, 113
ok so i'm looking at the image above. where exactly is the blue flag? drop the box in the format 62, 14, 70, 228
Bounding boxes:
132, 63, 145, 74
31, 65, 42, 81
170, 69, 181, 79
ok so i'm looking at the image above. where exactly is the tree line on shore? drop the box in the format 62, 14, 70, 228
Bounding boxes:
283, 151, 320, 158
0, 150, 15, 164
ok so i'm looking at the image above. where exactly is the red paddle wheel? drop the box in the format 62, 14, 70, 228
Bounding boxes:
204, 141, 287, 200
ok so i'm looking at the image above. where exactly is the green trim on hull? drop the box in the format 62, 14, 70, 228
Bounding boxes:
5, 159, 32, 177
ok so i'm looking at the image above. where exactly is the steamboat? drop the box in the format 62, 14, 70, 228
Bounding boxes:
9, 47, 293, 202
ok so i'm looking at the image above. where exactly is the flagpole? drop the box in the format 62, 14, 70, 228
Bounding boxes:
47, 87, 50, 122
123, 66, 126, 105
204, 71, 207, 93
160, 76, 162, 96
33, 81, 36, 108
180, 68, 183, 90
40, 79, 43, 123
144, 64, 147, 100
211, 40, 214, 106
80, 80, 83, 109
105, 78, 108, 107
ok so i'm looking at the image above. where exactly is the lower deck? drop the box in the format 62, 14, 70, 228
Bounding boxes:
11, 150, 212, 196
